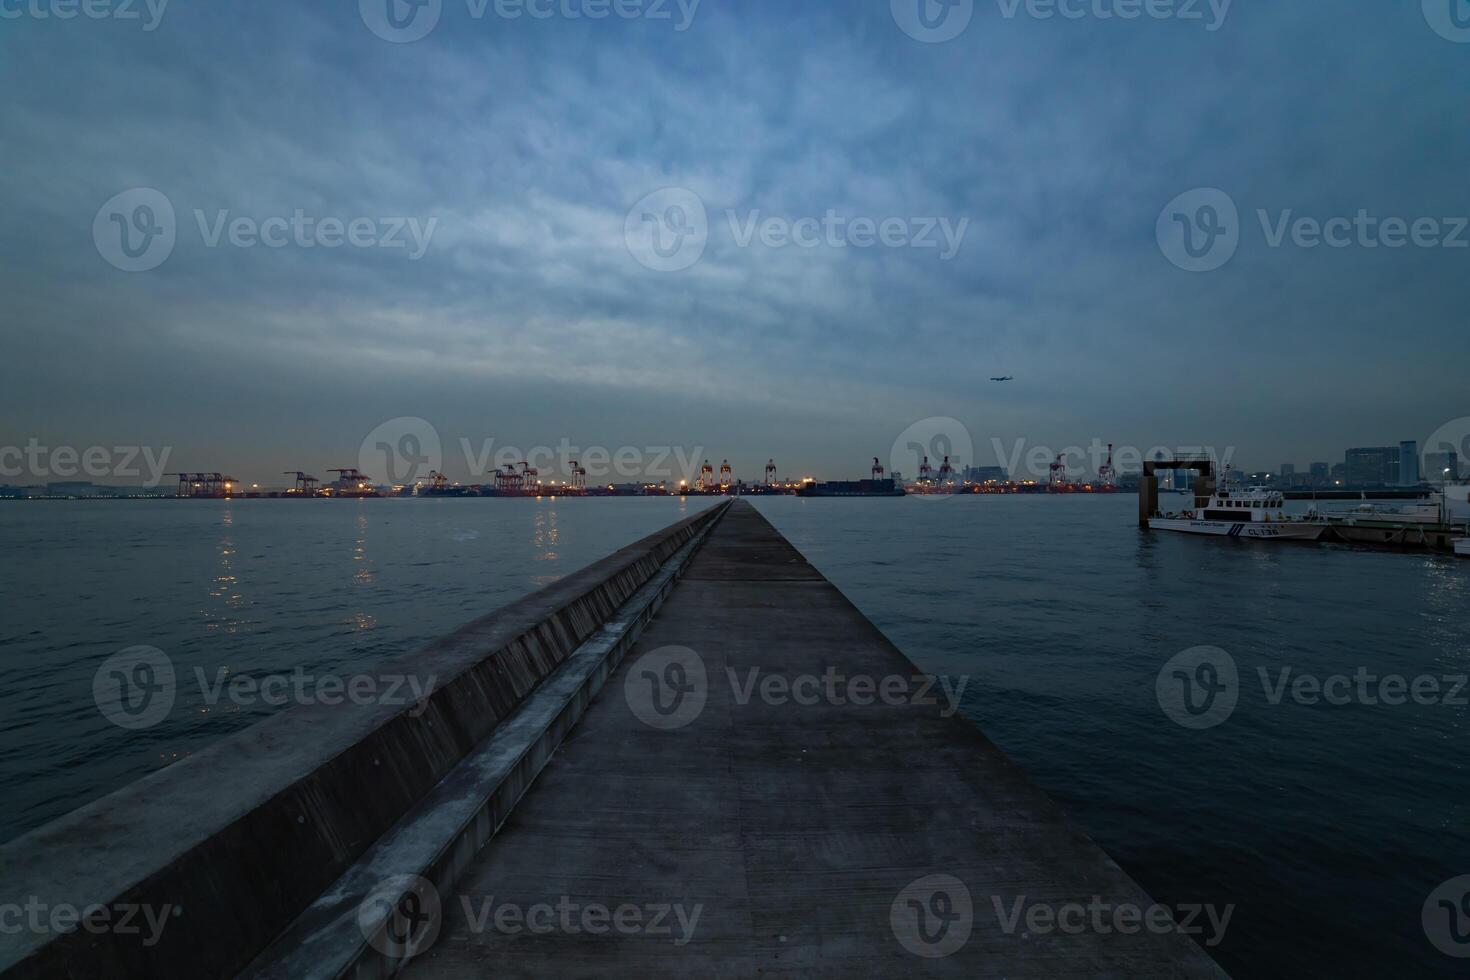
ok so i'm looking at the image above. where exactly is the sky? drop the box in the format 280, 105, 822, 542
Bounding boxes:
2, 0, 1468, 486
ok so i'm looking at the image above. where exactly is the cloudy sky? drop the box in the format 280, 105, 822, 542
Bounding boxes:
2, 0, 1467, 485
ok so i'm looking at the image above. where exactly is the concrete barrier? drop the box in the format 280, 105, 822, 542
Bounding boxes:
0, 501, 729, 980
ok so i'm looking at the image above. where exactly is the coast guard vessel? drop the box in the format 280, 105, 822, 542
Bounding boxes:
1148, 485, 1327, 541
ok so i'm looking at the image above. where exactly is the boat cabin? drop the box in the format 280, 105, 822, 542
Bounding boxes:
1197, 487, 1286, 522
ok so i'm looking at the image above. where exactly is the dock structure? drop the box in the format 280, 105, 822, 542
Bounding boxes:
1, 501, 1224, 979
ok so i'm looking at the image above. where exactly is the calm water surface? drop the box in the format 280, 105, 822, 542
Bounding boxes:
2, 495, 1467, 978
0, 497, 716, 842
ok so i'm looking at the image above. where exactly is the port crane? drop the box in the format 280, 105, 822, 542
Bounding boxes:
937, 455, 954, 484
871, 458, 886, 481
568, 460, 587, 493
1098, 444, 1116, 489
327, 468, 373, 496
166, 472, 239, 498
919, 456, 934, 484
494, 465, 523, 494
1047, 454, 1067, 492
719, 460, 733, 488
282, 471, 319, 495
699, 460, 715, 492
765, 459, 777, 486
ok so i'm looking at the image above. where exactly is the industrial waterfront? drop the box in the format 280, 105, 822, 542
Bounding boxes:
2, 495, 1467, 977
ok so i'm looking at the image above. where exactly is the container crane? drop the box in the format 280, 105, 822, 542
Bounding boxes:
283, 471, 319, 495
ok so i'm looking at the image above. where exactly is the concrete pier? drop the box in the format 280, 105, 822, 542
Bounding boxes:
3, 500, 1225, 978
399, 501, 1225, 978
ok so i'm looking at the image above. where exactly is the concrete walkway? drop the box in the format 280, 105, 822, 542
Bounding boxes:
404, 501, 1225, 979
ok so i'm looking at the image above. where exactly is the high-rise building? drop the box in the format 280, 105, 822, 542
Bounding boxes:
1400, 441, 1420, 486
1279, 463, 1296, 479
1309, 462, 1330, 486
1345, 447, 1399, 487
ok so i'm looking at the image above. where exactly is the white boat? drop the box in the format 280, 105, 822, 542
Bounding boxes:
1148, 486, 1327, 541
1318, 497, 1445, 525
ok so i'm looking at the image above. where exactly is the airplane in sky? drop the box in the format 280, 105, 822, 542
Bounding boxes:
990, 376, 1014, 382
